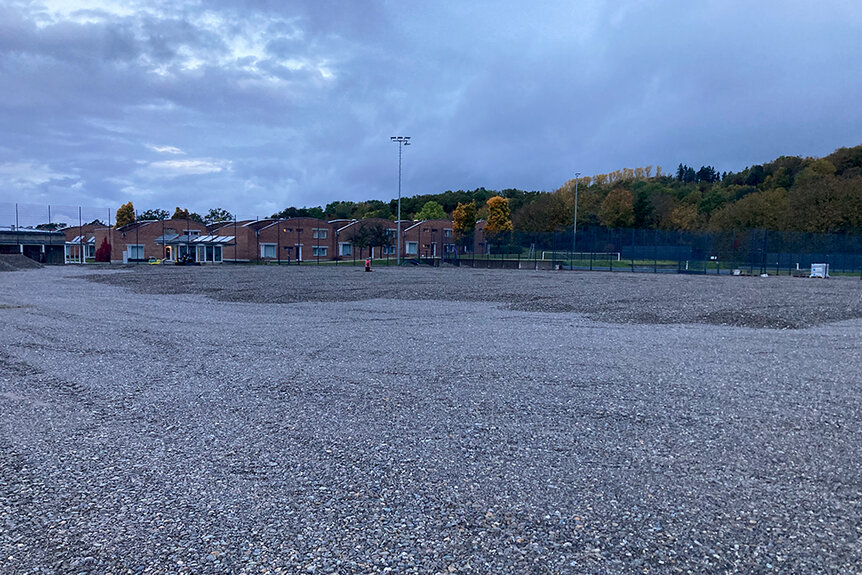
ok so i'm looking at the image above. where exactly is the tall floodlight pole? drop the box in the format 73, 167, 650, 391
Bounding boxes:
572, 171, 581, 258
391, 136, 411, 265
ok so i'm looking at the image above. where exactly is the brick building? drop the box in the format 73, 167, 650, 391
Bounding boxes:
56, 216, 475, 265
403, 219, 455, 259
63, 223, 103, 263
93, 219, 223, 263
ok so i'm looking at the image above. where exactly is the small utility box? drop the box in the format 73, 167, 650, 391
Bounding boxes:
810, 263, 829, 278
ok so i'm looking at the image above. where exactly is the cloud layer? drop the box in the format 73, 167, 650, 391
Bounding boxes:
1, 0, 861, 220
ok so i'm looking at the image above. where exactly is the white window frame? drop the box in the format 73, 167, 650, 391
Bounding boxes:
406, 241, 418, 255
339, 243, 352, 256
312, 246, 327, 257
444, 229, 453, 238
128, 244, 145, 260
261, 243, 277, 258
382, 245, 396, 255
312, 228, 328, 239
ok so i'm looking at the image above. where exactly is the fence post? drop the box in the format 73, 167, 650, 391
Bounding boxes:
552, 230, 557, 268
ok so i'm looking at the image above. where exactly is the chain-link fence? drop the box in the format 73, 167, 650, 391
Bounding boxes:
0, 202, 114, 231
449, 227, 862, 276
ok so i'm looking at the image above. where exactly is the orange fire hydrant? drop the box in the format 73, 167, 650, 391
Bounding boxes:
365, 258, 372, 272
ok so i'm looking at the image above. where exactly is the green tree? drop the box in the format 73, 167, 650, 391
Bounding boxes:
598, 189, 635, 228
512, 193, 568, 232
347, 224, 371, 257
204, 207, 233, 225
366, 224, 394, 256
172, 207, 204, 223
325, 201, 357, 219
485, 196, 513, 237
115, 202, 136, 228
139, 209, 169, 221
633, 191, 655, 228
272, 206, 326, 219
415, 201, 447, 220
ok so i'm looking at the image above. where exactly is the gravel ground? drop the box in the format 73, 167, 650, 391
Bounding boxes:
1, 265, 861, 574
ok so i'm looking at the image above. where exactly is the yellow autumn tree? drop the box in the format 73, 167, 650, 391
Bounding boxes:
115, 202, 136, 228
485, 196, 513, 238
452, 201, 477, 239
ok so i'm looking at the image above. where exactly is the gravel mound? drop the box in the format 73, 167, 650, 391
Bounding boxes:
0, 255, 43, 271
1, 267, 860, 573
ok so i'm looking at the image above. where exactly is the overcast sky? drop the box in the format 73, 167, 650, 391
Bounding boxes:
1, 0, 861, 221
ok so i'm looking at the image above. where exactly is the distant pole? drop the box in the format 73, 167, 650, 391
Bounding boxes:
79, 207, 83, 263
572, 172, 581, 259
391, 136, 411, 265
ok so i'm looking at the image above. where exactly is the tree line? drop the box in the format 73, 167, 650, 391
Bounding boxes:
271, 144, 861, 235
113, 144, 862, 234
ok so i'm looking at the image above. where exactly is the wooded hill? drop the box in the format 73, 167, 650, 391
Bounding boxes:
278, 144, 862, 234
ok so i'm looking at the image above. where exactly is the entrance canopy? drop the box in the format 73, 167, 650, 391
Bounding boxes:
155, 233, 235, 246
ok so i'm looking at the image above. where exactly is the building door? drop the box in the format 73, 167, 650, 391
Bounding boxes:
295, 244, 302, 261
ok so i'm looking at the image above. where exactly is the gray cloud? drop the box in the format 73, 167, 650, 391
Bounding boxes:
1, 0, 860, 222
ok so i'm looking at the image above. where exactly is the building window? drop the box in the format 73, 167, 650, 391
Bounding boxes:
313, 246, 327, 257
186, 230, 200, 237
339, 243, 352, 256
444, 229, 453, 238
128, 244, 145, 260
382, 245, 396, 255
445, 243, 456, 253
312, 228, 328, 239
406, 241, 418, 255
385, 229, 396, 237
261, 243, 277, 258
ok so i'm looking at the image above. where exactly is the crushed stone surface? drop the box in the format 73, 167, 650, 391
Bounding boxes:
1, 265, 860, 574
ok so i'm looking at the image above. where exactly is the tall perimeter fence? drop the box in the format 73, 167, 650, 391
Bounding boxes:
455, 227, 862, 276
2, 201, 861, 276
